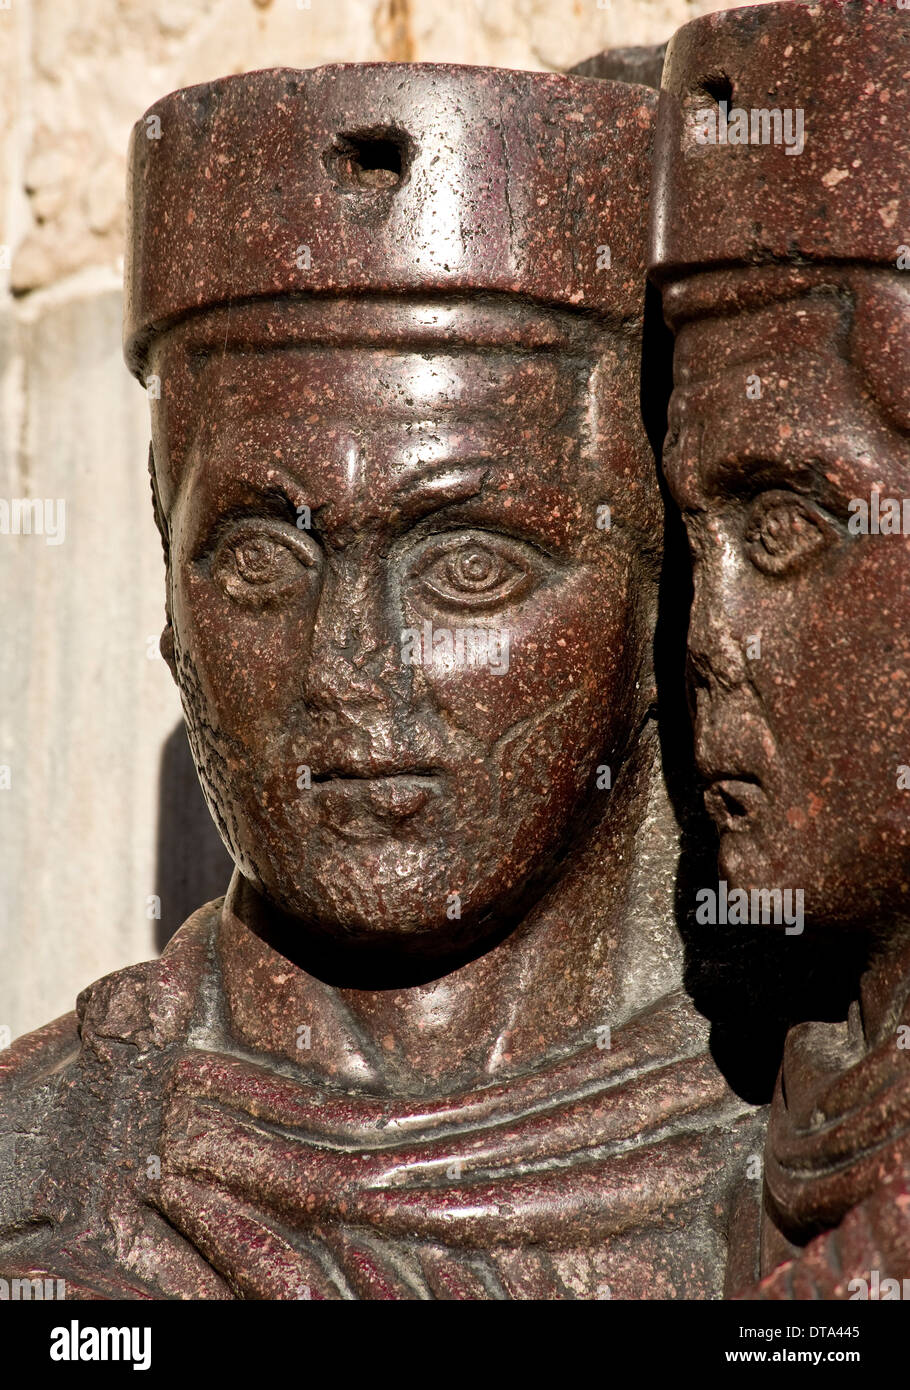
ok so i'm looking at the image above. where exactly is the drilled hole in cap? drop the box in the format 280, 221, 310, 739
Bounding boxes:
697, 72, 733, 107
324, 129, 410, 190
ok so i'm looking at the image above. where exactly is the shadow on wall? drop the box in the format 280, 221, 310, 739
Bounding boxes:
154, 721, 235, 952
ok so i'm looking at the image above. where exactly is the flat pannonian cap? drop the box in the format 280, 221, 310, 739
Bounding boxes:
124, 63, 656, 379
649, 0, 910, 286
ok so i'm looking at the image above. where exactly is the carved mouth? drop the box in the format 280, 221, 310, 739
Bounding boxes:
702, 776, 765, 832
310, 770, 443, 834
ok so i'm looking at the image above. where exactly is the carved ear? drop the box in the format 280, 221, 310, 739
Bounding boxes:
147, 441, 170, 566
148, 442, 178, 680
159, 622, 177, 679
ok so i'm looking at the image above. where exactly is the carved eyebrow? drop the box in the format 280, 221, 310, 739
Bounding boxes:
207, 476, 308, 521
190, 482, 307, 560
699, 452, 811, 493
695, 449, 853, 520
193, 462, 494, 553
662, 421, 708, 512
391, 464, 491, 523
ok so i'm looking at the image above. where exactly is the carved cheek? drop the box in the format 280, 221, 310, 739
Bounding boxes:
793, 540, 910, 749
171, 553, 311, 737
412, 565, 630, 751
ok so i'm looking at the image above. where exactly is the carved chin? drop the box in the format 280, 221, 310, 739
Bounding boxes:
231, 812, 525, 944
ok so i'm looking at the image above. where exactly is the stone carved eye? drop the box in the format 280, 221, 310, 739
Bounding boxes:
411, 532, 540, 611
743, 491, 834, 576
211, 521, 318, 604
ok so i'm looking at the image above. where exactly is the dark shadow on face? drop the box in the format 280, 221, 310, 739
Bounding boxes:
647, 282, 870, 1105
154, 720, 235, 951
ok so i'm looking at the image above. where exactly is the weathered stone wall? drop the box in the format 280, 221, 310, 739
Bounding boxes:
1, 0, 764, 1040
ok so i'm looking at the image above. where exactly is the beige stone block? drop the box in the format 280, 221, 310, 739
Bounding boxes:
0, 0, 25, 298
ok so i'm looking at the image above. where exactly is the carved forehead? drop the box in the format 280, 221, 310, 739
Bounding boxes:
175, 342, 583, 421
151, 335, 594, 521
672, 291, 848, 389
158, 342, 594, 532
146, 298, 660, 543
664, 276, 910, 510
147, 296, 602, 452
667, 270, 910, 445
665, 288, 851, 513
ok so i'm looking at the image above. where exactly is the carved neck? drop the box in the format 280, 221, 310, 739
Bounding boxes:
216, 719, 684, 1093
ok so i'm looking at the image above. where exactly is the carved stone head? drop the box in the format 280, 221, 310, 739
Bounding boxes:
124, 65, 661, 967
650, 0, 910, 930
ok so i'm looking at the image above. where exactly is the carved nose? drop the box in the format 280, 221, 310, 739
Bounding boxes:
687, 559, 749, 695
301, 558, 404, 707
